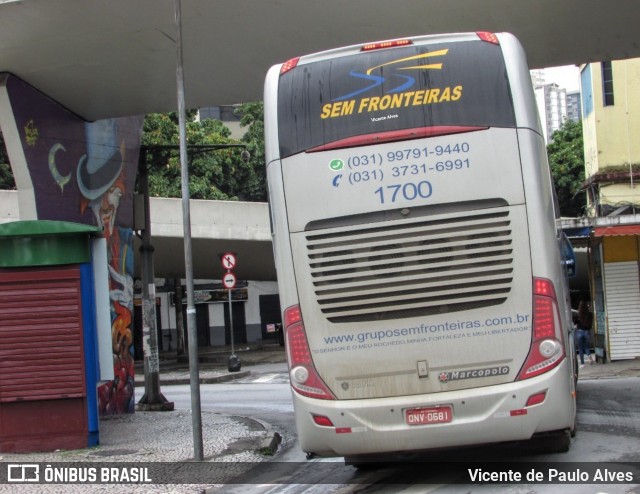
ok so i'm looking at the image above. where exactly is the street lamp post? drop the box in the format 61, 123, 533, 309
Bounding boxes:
136, 146, 174, 412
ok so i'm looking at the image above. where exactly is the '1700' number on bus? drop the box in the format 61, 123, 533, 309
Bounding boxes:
374, 181, 433, 204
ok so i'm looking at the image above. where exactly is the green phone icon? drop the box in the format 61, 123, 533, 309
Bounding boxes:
329, 159, 344, 171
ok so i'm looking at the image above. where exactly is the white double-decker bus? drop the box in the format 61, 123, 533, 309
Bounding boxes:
264, 32, 576, 462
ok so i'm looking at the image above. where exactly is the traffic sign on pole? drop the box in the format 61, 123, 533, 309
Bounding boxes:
219, 251, 240, 371
222, 271, 236, 289
221, 252, 237, 271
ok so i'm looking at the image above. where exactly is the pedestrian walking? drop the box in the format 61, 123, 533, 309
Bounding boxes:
575, 300, 593, 367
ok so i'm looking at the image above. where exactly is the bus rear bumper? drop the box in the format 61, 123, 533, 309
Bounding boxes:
293, 361, 576, 457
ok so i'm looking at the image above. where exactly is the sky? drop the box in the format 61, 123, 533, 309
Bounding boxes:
542, 65, 581, 92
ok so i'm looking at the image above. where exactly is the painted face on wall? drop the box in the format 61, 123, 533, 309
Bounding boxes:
91, 183, 123, 236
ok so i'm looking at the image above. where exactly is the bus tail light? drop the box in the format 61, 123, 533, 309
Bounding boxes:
284, 305, 336, 400
525, 390, 547, 407
509, 390, 547, 419
312, 414, 334, 427
477, 32, 499, 45
516, 278, 566, 380
361, 39, 413, 51
280, 57, 300, 75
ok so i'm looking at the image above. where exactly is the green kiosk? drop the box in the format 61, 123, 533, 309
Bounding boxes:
0, 220, 112, 453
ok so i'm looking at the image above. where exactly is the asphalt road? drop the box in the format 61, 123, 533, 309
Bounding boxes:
163, 364, 640, 493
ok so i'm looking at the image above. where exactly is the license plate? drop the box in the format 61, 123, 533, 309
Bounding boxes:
405, 405, 453, 425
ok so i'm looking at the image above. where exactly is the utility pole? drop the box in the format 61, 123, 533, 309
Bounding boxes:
136, 146, 174, 412
173, 0, 251, 457
174, 0, 203, 461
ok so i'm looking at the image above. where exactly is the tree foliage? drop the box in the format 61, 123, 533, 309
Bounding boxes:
547, 119, 586, 217
235, 102, 266, 201
142, 103, 266, 202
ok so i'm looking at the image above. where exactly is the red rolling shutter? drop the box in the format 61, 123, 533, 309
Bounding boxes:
0, 267, 86, 403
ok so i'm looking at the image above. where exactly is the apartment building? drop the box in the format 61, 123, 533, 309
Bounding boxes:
580, 59, 640, 361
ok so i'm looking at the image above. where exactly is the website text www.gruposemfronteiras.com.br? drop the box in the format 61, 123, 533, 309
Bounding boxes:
314, 313, 531, 354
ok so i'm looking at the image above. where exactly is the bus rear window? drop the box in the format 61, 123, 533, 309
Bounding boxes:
277, 40, 516, 158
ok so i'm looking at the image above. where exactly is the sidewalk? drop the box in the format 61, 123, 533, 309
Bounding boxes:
0, 344, 287, 494
134, 343, 287, 386
576, 355, 640, 380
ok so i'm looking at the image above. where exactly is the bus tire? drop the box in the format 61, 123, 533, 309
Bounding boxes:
545, 429, 571, 453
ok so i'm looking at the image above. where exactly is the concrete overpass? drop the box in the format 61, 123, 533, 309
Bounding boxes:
143, 197, 275, 281
2, 0, 640, 121
0, 190, 275, 281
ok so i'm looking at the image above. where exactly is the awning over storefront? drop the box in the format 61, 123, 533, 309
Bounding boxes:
593, 225, 640, 237
564, 226, 592, 248
564, 227, 592, 237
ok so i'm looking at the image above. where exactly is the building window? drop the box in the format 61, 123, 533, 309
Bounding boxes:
601, 61, 614, 106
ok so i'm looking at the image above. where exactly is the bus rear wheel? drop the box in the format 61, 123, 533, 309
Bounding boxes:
534, 429, 571, 454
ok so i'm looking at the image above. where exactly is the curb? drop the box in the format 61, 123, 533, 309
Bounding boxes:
250, 417, 283, 456
579, 372, 639, 380
260, 431, 283, 456
134, 370, 252, 387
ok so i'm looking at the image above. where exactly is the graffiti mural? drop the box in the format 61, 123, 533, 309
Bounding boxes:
77, 119, 138, 415
5, 75, 143, 415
